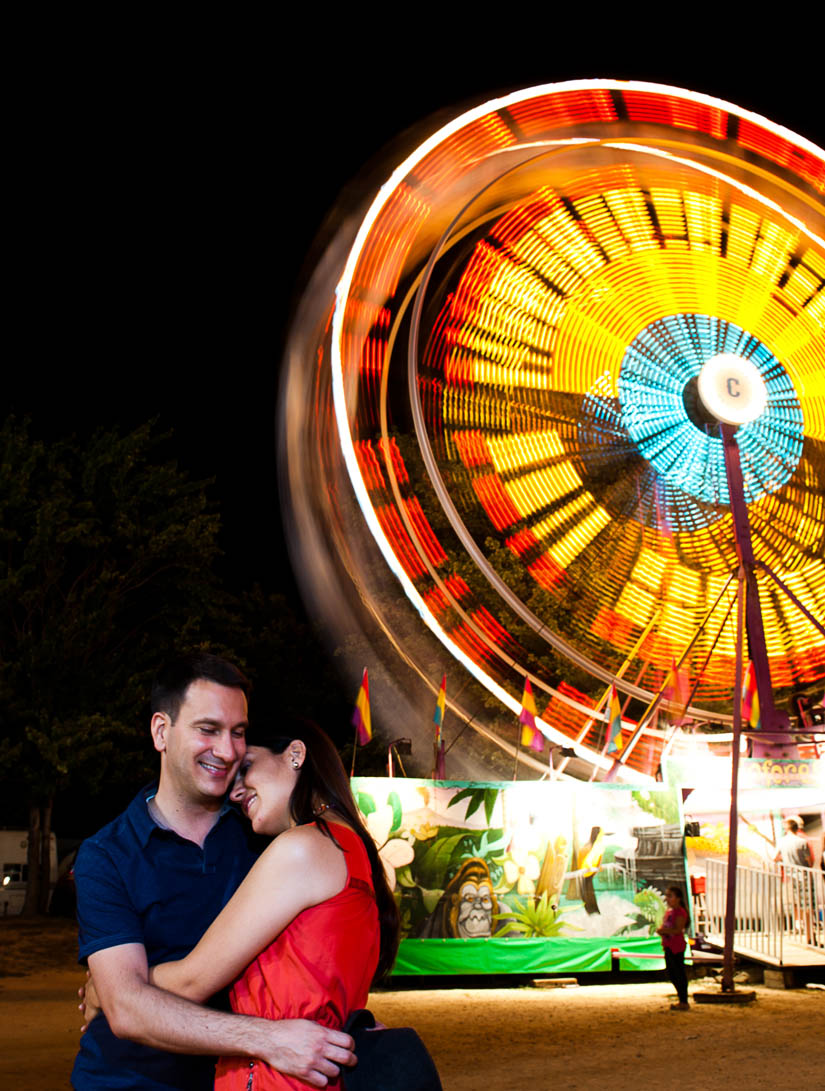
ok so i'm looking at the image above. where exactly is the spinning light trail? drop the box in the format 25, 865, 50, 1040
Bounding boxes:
284, 81, 825, 780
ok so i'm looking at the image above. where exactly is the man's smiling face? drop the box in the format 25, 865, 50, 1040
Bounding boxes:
152, 678, 248, 804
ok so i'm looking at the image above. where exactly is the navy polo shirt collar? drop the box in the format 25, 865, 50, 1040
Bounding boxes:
128, 783, 237, 848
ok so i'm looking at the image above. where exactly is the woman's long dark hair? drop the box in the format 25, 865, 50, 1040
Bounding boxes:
247, 718, 400, 982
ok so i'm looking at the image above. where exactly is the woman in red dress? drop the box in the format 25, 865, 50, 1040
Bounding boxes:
149, 720, 399, 1089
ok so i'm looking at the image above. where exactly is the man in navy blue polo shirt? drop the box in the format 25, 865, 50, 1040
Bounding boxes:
72, 653, 354, 1090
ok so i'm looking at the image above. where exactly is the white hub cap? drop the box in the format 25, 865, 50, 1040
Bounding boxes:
697, 353, 768, 425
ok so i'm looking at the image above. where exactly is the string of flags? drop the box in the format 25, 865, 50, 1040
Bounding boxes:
519, 677, 543, 752
433, 674, 446, 748
349, 657, 808, 778
351, 668, 372, 745
741, 660, 760, 729
350, 668, 448, 778
351, 667, 627, 774
354, 663, 751, 775
606, 683, 624, 754
433, 674, 447, 779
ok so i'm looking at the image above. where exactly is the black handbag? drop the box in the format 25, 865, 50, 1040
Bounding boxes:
342, 1008, 443, 1091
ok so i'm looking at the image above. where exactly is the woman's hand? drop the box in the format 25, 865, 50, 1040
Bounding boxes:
79, 970, 101, 1032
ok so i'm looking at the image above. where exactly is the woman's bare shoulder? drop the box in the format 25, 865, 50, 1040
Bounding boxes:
257, 823, 344, 870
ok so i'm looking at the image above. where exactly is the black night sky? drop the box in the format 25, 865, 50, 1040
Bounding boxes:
9, 31, 824, 600
4, 24, 823, 840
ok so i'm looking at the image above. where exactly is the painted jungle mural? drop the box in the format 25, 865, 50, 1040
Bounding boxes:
352, 779, 688, 944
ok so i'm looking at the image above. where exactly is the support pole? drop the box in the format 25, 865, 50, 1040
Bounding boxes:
722, 565, 746, 992
720, 423, 793, 755
512, 727, 522, 782
350, 723, 358, 778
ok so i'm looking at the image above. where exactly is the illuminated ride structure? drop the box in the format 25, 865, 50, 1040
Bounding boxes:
281, 81, 825, 783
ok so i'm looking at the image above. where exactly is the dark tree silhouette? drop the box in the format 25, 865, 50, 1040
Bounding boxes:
0, 417, 222, 913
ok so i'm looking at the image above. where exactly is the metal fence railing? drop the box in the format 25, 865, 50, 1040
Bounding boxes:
706, 859, 825, 963
781, 861, 825, 950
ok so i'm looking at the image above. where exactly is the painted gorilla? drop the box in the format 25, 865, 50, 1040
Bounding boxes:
419, 858, 499, 938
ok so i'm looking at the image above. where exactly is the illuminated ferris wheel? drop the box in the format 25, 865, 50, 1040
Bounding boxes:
282, 81, 825, 781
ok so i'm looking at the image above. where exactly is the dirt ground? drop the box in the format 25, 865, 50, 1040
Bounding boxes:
2, 918, 824, 1090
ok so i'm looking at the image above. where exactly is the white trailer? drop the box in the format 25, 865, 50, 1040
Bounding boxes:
0, 829, 58, 915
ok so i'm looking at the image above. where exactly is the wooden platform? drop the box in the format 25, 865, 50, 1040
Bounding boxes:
705, 932, 825, 968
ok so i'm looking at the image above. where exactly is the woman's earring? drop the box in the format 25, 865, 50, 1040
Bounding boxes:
292, 758, 300, 769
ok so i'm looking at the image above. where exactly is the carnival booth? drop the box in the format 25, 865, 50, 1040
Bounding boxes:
354, 777, 690, 975
355, 760, 824, 976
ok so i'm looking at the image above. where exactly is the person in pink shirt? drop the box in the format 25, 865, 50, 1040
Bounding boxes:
657, 886, 690, 1010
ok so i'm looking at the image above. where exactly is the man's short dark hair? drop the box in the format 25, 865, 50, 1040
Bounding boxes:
785, 818, 800, 833
151, 652, 250, 723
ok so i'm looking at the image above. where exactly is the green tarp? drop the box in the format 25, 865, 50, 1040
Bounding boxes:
392, 936, 674, 975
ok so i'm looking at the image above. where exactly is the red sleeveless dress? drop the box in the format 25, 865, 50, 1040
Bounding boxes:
214, 824, 379, 1090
